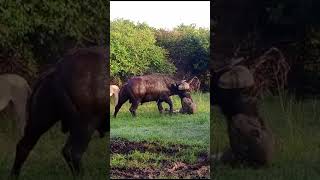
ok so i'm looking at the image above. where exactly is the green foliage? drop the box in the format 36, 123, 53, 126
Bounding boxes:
110, 19, 176, 80
110, 20, 210, 87
213, 0, 320, 95
265, 0, 318, 25
156, 24, 210, 90
263, 0, 320, 94
0, 0, 109, 77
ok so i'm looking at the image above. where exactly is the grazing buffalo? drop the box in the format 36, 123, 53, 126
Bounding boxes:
114, 74, 191, 117
10, 47, 108, 178
0, 74, 30, 136
212, 59, 274, 167
110, 85, 120, 105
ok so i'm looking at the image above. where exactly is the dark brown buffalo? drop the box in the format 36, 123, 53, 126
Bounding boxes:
114, 74, 191, 117
10, 47, 108, 178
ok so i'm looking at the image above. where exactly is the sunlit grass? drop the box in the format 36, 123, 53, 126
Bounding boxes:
111, 92, 210, 146
110, 92, 210, 178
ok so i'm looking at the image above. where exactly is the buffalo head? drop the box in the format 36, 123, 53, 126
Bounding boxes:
171, 79, 192, 98
212, 58, 254, 105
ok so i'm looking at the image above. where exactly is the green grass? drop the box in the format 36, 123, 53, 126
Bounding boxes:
211, 95, 320, 180
0, 109, 108, 180
110, 92, 210, 178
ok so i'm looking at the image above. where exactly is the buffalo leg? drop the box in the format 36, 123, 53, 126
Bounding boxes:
114, 92, 119, 106
129, 99, 140, 117
113, 94, 129, 118
98, 112, 109, 137
13, 102, 26, 136
157, 100, 164, 113
163, 97, 173, 115
62, 123, 95, 176
10, 118, 56, 177
12, 88, 29, 136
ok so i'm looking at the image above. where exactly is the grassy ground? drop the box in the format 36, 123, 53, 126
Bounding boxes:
211, 94, 320, 180
0, 107, 107, 180
110, 92, 210, 179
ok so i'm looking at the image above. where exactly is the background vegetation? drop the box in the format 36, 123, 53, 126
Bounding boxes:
110, 19, 175, 82
0, 0, 109, 82
110, 19, 210, 91
212, 0, 320, 97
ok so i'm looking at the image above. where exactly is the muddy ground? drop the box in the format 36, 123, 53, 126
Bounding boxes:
110, 138, 210, 179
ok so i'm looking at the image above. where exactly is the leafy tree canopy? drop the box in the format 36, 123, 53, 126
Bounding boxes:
110, 19, 175, 81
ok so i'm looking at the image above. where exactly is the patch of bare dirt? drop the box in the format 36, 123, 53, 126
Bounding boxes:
111, 138, 210, 179
111, 138, 187, 155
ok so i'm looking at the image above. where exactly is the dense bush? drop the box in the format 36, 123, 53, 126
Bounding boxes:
0, 0, 109, 80
212, 0, 320, 96
110, 20, 210, 90
110, 19, 176, 82
156, 25, 210, 91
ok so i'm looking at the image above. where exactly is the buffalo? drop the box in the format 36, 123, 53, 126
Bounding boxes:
180, 96, 197, 114
212, 59, 274, 167
0, 74, 30, 136
164, 94, 196, 114
10, 47, 108, 178
114, 74, 191, 117
110, 85, 120, 105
